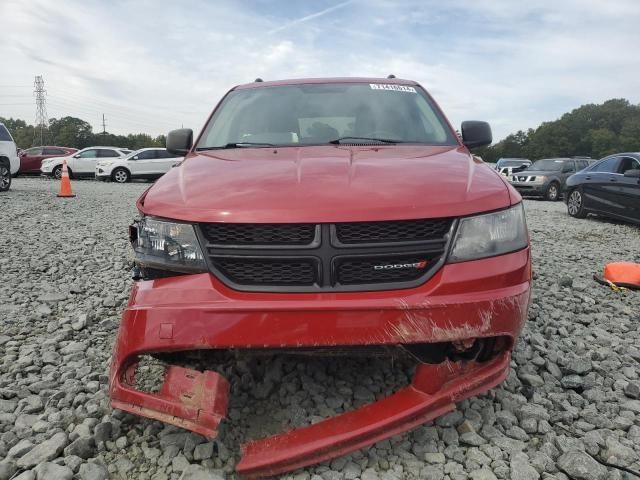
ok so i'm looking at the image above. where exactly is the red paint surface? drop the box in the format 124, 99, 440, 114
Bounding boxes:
237, 352, 510, 478
141, 146, 513, 223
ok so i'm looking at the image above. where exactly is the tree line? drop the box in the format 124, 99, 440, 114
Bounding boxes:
474, 99, 640, 163
0, 116, 166, 151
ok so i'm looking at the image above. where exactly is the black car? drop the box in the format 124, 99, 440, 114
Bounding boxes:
565, 153, 640, 224
508, 158, 591, 201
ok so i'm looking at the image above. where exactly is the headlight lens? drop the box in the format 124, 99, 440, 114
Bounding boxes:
132, 217, 207, 273
448, 203, 528, 263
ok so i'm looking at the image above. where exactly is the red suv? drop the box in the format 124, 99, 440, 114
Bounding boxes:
109, 77, 531, 478
18, 146, 77, 174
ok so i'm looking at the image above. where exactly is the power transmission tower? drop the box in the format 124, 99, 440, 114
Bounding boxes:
102, 114, 107, 140
33, 76, 48, 146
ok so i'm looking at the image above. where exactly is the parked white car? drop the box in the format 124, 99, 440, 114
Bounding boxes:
41, 146, 129, 179
0, 122, 20, 191
95, 148, 183, 183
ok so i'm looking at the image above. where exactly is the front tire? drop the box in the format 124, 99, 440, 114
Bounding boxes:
545, 182, 560, 201
567, 188, 587, 218
112, 168, 130, 183
53, 165, 63, 180
0, 164, 11, 192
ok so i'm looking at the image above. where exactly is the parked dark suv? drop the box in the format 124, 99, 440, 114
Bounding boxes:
509, 157, 591, 201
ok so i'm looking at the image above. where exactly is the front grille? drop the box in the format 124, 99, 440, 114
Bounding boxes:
199, 218, 454, 292
335, 219, 451, 244
213, 258, 317, 286
201, 223, 316, 246
336, 255, 436, 285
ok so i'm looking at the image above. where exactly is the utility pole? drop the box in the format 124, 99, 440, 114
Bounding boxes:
102, 114, 107, 140
33, 76, 48, 146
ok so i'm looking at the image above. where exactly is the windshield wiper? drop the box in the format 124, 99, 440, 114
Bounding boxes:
197, 142, 276, 150
328, 136, 401, 144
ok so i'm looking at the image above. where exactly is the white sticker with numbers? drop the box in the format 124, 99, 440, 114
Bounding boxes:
370, 84, 416, 93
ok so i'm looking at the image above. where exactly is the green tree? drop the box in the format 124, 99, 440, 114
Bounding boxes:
49, 117, 94, 149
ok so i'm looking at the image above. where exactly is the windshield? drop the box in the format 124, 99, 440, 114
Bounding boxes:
528, 159, 565, 171
498, 159, 530, 167
196, 83, 458, 149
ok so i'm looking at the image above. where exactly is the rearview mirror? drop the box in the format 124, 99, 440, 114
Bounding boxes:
167, 128, 193, 155
623, 169, 640, 178
73, 154, 80, 158
461, 121, 492, 149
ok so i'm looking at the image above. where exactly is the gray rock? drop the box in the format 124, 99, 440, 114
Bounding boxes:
510, 452, 540, 480
460, 432, 487, 446
63, 437, 95, 459
17, 432, 68, 469
469, 469, 498, 480
178, 464, 225, 480
8, 439, 34, 458
34, 462, 73, 480
13, 472, 36, 480
193, 442, 213, 461
557, 451, 608, 480
77, 462, 109, 480
624, 382, 640, 399
0, 460, 17, 480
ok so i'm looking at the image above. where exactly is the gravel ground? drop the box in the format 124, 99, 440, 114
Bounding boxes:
1, 177, 639, 480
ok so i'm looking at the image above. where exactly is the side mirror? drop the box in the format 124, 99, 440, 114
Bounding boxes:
623, 169, 640, 178
73, 154, 80, 158
167, 129, 193, 155
461, 121, 492, 149
133, 156, 139, 160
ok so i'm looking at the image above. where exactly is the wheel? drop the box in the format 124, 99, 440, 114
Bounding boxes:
0, 164, 11, 192
545, 182, 560, 201
112, 168, 130, 183
52, 165, 63, 180
567, 188, 587, 218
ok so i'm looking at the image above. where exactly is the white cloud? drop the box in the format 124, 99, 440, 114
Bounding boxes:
0, 0, 638, 141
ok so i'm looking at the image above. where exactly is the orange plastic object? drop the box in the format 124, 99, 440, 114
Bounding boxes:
603, 262, 640, 287
57, 160, 75, 198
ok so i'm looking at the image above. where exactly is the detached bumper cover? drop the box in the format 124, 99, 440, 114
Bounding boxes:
109, 248, 531, 477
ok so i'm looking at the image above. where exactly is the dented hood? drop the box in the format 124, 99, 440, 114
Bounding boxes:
140, 145, 512, 223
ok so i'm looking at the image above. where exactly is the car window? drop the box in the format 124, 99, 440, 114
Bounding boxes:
562, 161, 576, 173
98, 149, 120, 158
618, 156, 640, 174
132, 150, 156, 160
590, 157, 620, 173
77, 149, 99, 158
198, 83, 458, 148
43, 147, 66, 155
0, 125, 13, 142
155, 150, 172, 159
25, 147, 43, 155
578, 160, 588, 169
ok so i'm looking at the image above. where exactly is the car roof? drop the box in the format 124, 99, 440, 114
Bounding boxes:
234, 77, 419, 90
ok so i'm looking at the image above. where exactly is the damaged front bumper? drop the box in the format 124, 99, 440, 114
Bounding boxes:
109, 247, 531, 478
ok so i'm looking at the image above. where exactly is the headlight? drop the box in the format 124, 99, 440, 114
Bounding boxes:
132, 217, 207, 274
448, 203, 528, 263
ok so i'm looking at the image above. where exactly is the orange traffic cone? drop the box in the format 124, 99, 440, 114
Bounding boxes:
57, 160, 76, 198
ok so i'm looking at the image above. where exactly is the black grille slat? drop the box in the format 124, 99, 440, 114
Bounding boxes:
212, 258, 317, 286
335, 219, 452, 244
199, 218, 453, 291
202, 223, 316, 246
336, 256, 438, 285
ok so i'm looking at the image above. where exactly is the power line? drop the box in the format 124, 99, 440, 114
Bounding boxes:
33, 76, 48, 146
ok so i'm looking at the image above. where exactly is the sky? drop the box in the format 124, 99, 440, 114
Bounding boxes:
1, 0, 639, 141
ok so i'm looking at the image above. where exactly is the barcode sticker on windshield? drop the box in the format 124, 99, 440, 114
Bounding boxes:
370, 84, 417, 93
